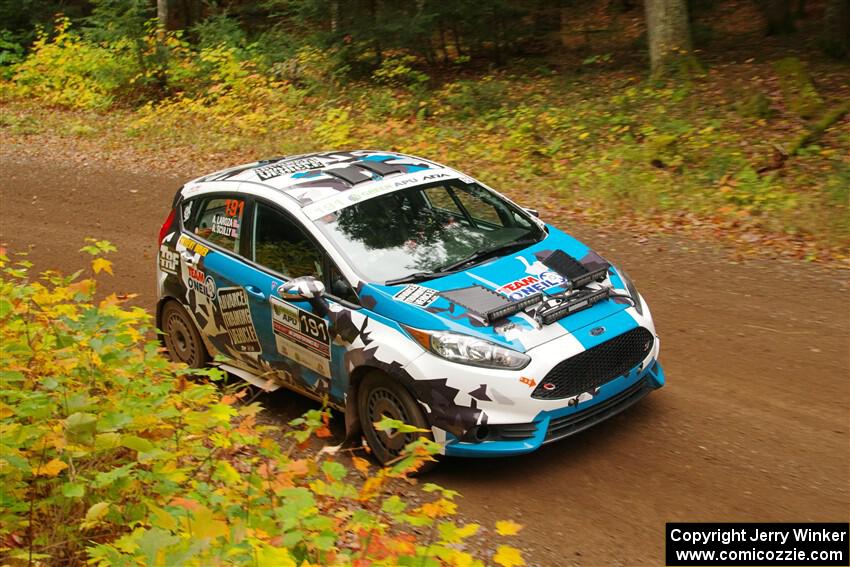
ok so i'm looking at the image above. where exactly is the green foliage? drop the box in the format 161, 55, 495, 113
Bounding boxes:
774, 57, 824, 120
0, 245, 525, 566
735, 92, 775, 119
372, 54, 429, 88
0, 30, 25, 78
11, 17, 140, 109
437, 77, 508, 119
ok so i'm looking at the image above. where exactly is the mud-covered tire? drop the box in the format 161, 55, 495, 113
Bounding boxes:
161, 301, 210, 368
358, 371, 437, 471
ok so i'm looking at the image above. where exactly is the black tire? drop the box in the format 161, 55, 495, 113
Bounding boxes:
358, 371, 436, 471
161, 301, 210, 368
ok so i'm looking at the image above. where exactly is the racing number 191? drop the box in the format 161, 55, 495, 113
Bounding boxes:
301, 313, 328, 341
225, 199, 244, 217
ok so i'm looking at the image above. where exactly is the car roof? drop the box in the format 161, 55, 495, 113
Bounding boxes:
188, 150, 447, 208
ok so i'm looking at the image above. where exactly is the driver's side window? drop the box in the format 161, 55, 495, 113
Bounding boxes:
253, 202, 323, 280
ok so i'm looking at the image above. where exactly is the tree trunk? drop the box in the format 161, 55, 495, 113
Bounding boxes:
761, 0, 796, 35
822, 0, 850, 58
157, 0, 178, 32
644, 0, 695, 78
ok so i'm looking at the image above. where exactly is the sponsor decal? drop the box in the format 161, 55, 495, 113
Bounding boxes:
217, 287, 261, 353
182, 183, 202, 196
421, 172, 450, 181
187, 266, 216, 299
519, 376, 537, 388
178, 235, 210, 257
393, 285, 439, 307
255, 157, 324, 181
182, 201, 193, 222
305, 170, 458, 219
159, 245, 178, 274
497, 271, 565, 300
270, 297, 331, 378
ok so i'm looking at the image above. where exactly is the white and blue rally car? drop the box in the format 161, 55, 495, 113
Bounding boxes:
156, 150, 664, 465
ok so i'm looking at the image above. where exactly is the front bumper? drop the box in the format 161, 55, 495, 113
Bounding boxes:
443, 359, 664, 457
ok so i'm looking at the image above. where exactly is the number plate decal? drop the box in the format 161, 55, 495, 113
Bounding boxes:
270, 297, 331, 378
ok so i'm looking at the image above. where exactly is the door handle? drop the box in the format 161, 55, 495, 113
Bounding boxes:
245, 285, 266, 300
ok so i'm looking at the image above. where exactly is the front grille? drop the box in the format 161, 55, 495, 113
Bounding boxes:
532, 327, 654, 400
544, 376, 652, 443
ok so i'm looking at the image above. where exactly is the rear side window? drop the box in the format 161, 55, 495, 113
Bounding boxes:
183, 196, 245, 253
253, 202, 324, 280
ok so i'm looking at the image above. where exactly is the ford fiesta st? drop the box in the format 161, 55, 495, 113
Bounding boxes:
156, 150, 664, 465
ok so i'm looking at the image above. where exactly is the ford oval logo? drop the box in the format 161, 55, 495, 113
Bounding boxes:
590, 326, 606, 337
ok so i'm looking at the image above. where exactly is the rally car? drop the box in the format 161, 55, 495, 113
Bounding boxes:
156, 150, 664, 465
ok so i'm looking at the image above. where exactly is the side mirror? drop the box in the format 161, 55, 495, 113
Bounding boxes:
331, 277, 355, 299
524, 208, 540, 218
278, 276, 326, 301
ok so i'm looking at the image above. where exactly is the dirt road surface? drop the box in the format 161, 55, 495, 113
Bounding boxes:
2, 156, 847, 566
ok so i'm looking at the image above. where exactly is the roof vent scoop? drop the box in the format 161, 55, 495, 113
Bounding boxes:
540, 250, 609, 289
353, 160, 405, 177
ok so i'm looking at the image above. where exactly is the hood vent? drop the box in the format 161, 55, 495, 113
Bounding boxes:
439, 285, 543, 324
541, 249, 609, 289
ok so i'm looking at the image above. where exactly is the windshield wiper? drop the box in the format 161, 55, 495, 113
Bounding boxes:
384, 237, 539, 286
385, 270, 460, 286
438, 238, 540, 273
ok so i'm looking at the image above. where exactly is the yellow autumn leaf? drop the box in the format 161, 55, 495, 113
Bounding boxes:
358, 475, 385, 501
493, 545, 525, 567
91, 257, 113, 275
33, 458, 68, 477
351, 455, 371, 475
495, 519, 523, 536
579, 131, 590, 140
80, 501, 110, 530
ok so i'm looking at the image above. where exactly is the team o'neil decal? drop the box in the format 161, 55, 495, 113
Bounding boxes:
217, 287, 261, 353
393, 284, 439, 307
187, 266, 217, 299
497, 272, 565, 300
270, 297, 332, 378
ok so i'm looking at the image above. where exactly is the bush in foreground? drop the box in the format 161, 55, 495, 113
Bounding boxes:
0, 242, 525, 566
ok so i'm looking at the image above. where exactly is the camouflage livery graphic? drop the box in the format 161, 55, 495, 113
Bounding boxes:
156, 150, 665, 460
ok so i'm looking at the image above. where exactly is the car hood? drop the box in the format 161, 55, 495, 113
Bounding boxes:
358, 226, 632, 352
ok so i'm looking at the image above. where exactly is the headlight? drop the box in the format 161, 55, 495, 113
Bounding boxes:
615, 266, 643, 316
405, 327, 530, 370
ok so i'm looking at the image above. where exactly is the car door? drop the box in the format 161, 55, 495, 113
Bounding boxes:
245, 199, 349, 404
178, 191, 265, 370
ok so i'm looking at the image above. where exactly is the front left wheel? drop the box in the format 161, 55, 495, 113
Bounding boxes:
161, 301, 210, 368
357, 371, 436, 471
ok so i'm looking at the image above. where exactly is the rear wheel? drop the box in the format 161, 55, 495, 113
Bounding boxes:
358, 372, 436, 471
161, 301, 209, 368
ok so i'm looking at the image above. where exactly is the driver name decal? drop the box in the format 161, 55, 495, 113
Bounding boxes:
217, 287, 261, 353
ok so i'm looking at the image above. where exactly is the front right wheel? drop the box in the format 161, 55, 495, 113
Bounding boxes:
357, 371, 436, 471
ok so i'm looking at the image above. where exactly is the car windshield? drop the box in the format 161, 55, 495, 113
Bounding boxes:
314, 179, 545, 283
